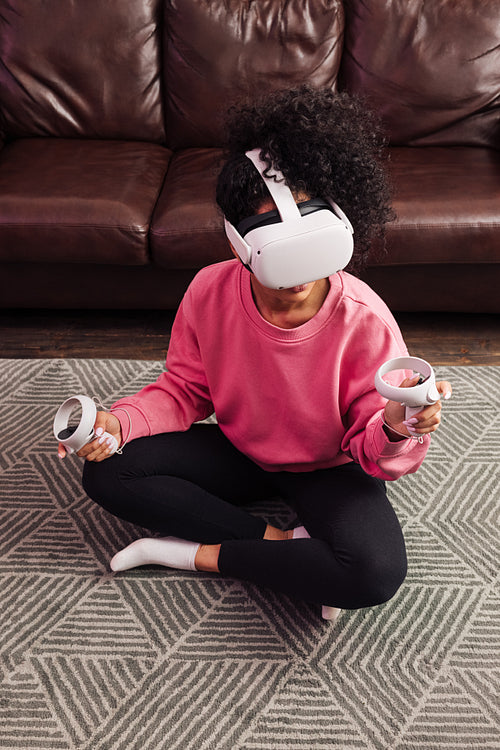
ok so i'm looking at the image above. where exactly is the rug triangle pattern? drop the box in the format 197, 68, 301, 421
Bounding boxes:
0, 359, 498, 749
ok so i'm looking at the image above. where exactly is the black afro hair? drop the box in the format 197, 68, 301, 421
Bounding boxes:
216, 85, 395, 275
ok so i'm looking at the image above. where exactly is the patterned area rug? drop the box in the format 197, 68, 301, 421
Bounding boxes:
0, 359, 498, 750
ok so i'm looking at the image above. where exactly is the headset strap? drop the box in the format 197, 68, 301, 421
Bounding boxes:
237, 198, 332, 238
245, 149, 301, 221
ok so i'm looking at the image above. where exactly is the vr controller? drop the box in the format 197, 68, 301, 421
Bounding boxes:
374, 356, 441, 420
53, 395, 118, 456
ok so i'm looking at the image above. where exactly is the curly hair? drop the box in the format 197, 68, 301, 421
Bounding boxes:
215, 85, 394, 275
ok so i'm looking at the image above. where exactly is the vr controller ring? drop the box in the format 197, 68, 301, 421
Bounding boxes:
53, 395, 118, 456
374, 356, 441, 418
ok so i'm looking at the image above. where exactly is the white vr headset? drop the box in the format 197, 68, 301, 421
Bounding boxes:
224, 148, 354, 289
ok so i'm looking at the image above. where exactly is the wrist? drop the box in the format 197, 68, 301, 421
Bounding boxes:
110, 408, 131, 449
383, 404, 411, 441
383, 421, 409, 442
381, 415, 425, 444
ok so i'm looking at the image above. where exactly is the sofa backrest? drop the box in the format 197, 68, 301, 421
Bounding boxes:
0, 0, 165, 143
339, 0, 500, 148
1, 0, 498, 151
162, 0, 344, 150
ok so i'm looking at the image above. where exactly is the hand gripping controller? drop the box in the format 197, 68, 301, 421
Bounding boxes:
53, 395, 119, 456
374, 356, 441, 420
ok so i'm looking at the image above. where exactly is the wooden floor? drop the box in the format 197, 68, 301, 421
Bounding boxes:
0, 309, 499, 365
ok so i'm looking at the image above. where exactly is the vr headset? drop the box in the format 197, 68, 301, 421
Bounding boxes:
224, 149, 354, 289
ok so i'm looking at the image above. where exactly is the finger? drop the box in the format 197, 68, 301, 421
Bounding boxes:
437, 380, 452, 401
419, 413, 441, 431
83, 444, 108, 462
84, 435, 117, 462
95, 439, 117, 461
399, 375, 420, 389
402, 404, 437, 427
93, 412, 122, 449
57, 443, 67, 459
76, 437, 99, 458
77, 437, 106, 459
408, 410, 442, 434
404, 401, 442, 432
410, 382, 451, 431
414, 400, 442, 421
94, 411, 109, 431
77, 430, 110, 458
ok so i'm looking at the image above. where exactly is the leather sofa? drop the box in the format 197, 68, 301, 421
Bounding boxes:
0, 0, 499, 312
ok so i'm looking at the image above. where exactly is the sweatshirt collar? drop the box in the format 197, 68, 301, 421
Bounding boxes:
238, 265, 343, 341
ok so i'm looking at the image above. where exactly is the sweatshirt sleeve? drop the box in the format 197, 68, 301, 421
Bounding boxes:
110, 293, 214, 443
342, 396, 430, 481
339, 308, 431, 481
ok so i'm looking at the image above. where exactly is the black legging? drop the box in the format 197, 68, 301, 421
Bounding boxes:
82, 424, 407, 609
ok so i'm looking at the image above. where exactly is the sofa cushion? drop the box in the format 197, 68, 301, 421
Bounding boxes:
152, 145, 500, 274
0, 0, 165, 142
379, 147, 500, 264
0, 139, 170, 265
163, 0, 345, 149
340, 0, 500, 148
151, 148, 232, 269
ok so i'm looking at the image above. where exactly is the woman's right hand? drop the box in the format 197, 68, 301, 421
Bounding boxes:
57, 411, 122, 462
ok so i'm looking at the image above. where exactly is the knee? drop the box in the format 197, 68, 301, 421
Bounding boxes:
319, 539, 407, 610
354, 547, 408, 607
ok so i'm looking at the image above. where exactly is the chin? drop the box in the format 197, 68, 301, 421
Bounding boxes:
284, 283, 313, 294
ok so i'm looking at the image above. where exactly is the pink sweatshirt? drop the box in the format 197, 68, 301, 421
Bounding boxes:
112, 260, 430, 480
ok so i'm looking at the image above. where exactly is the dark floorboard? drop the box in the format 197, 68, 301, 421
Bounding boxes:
0, 310, 499, 365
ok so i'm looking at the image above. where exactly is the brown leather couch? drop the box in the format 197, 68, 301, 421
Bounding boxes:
0, 0, 499, 312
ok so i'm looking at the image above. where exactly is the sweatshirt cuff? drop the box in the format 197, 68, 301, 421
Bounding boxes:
373, 412, 430, 457
109, 402, 152, 445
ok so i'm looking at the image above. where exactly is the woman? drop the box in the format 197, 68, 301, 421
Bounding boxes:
60, 87, 451, 615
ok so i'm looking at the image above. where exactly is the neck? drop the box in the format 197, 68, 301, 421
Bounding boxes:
250, 277, 330, 329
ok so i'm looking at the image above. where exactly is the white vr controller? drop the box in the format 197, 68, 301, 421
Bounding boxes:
374, 356, 441, 420
53, 395, 118, 456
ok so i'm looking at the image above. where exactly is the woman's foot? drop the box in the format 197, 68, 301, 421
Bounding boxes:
321, 606, 341, 621
264, 525, 293, 540
110, 536, 200, 572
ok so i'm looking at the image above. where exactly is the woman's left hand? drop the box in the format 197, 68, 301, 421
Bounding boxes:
384, 378, 453, 439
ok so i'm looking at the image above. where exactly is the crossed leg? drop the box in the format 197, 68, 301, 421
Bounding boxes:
82, 424, 407, 610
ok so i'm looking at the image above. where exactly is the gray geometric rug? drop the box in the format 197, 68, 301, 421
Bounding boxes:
0, 359, 498, 750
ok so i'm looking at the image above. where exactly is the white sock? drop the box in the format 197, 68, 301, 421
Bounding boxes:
322, 605, 341, 621
110, 536, 199, 572
292, 525, 311, 540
